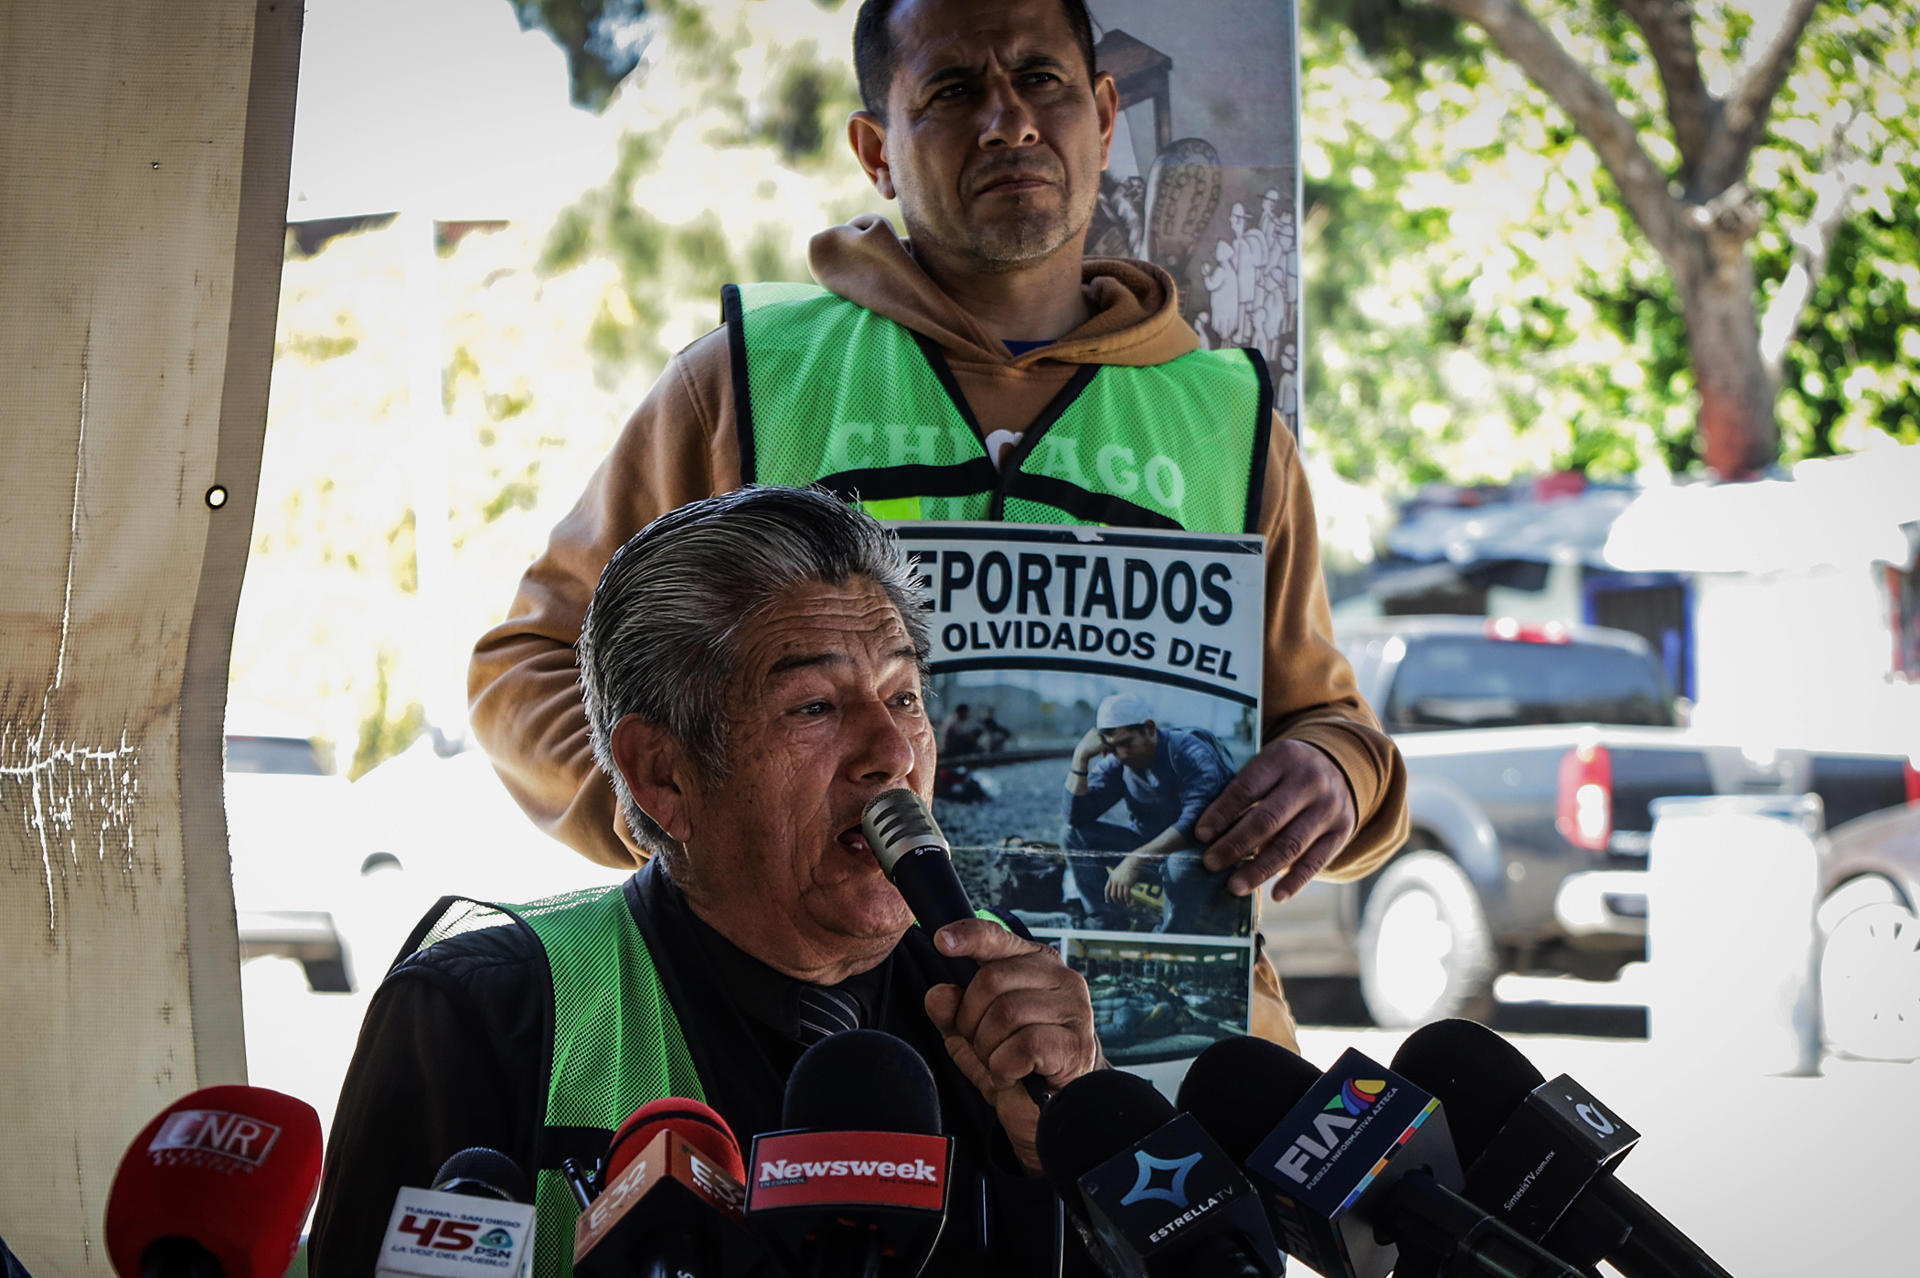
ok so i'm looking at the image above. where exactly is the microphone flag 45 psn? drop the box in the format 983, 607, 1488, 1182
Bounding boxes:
375, 1148, 537, 1278
861, 787, 1050, 1107
1178, 1036, 1586, 1278
1391, 1019, 1736, 1278
104, 1084, 323, 1278
1034, 1067, 1286, 1278
572, 1097, 775, 1278
747, 1029, 952, 1278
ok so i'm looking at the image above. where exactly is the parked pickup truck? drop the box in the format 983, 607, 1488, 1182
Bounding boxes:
1262, 615, 1918, 1027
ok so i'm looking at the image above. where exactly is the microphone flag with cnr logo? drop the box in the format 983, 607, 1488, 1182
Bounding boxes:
104, 1084, 323, 1278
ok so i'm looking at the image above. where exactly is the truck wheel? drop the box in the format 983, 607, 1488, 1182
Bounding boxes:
1358, 851, 1496, 1028
1820, 901, 1920, 1062
1816, 875, 1905, 937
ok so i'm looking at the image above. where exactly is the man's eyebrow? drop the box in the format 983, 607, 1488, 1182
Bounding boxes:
765, 644, 919, 677
918, 50, 1067, 90
767, 651, 846, 678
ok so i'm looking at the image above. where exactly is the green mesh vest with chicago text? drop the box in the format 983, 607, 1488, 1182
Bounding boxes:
724, 282, 1272, 534
409, 886, 702, 1278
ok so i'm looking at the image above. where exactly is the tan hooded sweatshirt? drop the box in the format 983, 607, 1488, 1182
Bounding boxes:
468, 216, 1410, 1042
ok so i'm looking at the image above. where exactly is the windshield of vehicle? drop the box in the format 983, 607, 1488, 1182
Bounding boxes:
1384, 636, 1674, 730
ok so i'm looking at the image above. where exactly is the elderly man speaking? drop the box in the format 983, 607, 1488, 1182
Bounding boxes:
308, 487, 1104, 1277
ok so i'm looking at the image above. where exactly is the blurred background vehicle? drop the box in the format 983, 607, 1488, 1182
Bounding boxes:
332, 737, 630, 987
1263, 615, 1918, 1028
225, 717, 362, 993
1817, 802, 1920, 1062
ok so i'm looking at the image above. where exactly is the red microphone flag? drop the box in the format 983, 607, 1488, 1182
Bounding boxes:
104, 1084, 323, 1278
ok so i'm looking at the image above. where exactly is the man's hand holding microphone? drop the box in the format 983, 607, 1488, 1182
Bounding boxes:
862, 787, 1105, 1173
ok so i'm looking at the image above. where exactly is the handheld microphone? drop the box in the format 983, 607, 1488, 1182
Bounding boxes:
1033, 1067, 1286, 1278
572, 1097, 772, 1278
747, 1029, 952, 1278
1392, 1019, 1736, 1278
862, 788, 986, 987
375, 1147, 537, 1277
862, 787, 1050, 1106
1177, 1036, 1585, 1278
104, 1084, 323, 1278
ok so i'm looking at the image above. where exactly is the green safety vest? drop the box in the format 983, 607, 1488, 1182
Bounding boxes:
409, 885, 1013, 1277
411, 886, 702, 1278
723, 282, 1275, 534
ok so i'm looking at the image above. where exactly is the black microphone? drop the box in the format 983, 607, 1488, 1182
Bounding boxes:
432, 1147, 533, 1201
1177, 1036, 1586, 1278
747, 1029, 953, 1278
1392, 1019, 1736, 1278
862, 787, 1050, 1107
1033, 1067, 1286, 1278
375, 1145, 538, 1277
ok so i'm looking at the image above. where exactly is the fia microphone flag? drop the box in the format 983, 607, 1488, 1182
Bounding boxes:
104, 1085, 323, 1278
1243, 1047, 1462, 1278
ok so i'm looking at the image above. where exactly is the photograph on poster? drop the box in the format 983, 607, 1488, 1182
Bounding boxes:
1067, 936, 1253, 1066
933, 671, 1256, 939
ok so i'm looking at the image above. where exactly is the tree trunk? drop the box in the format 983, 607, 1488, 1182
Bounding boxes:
1671, 227, 1778, 477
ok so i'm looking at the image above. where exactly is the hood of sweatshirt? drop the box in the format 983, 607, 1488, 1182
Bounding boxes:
807, 213, 1200, 370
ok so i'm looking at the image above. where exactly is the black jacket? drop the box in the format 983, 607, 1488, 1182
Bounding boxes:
309, 859, 1095, 1276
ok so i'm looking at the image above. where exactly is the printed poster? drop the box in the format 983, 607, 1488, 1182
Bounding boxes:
898, 524, 1264, 1080
1085, 0, 1302, 437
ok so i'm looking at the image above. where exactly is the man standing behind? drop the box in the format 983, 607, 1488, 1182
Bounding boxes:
1065, 693, 1236, 934
469, 0, 1408, 1046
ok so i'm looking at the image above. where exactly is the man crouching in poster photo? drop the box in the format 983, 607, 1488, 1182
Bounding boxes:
1065, 691, 1243, 935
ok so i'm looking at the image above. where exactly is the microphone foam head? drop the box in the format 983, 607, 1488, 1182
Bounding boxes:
104, 1084, 322, 1278
783, 1029, 942, 1135
861, 788, 947, 877
605, 1097, 745, 1185
432, 1147, 533, 1203
1176, 1035, 1324, 1162
1033, 1068, 1174, 1203
1389, 1018, 1545, 1165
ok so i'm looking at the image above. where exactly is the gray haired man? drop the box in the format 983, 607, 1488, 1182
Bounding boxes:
309, 486, 1104, 1278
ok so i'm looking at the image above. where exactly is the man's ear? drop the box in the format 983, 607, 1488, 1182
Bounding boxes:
1094, 71, 1119, 170
849, 109, 896, 200
610, 715, 697, 844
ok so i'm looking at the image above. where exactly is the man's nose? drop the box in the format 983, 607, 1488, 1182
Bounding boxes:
846, 697, 918, 783
978, 77, 1040, 149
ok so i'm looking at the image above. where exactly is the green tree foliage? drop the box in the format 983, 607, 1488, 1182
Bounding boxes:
235, 0, 879, 774
1300, 0, 1918, 486
534, 0, 878, 378
506, 0, 654, 109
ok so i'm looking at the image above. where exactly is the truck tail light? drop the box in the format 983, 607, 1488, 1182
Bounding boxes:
1486, 617, 1571, 644
1557, 743, 1613, 851
1906, 756, 1919, 807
